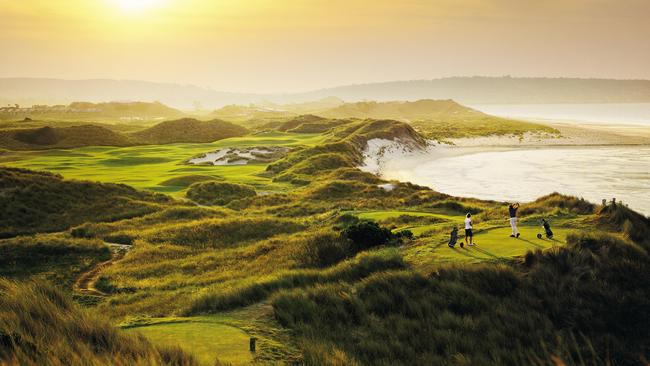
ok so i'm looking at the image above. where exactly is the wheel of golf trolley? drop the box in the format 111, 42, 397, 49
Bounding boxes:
537, 233, 543, 239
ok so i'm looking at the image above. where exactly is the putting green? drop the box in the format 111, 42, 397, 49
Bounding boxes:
405, 225, 576, 267
127, 318, 253, 366
2, 132, 328, 196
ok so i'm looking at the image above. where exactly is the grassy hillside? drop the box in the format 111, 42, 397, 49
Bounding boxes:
0, 125, 135, 150
130, 118, 249, 144
272, 228, 650, 365
210, 104, 293, 122
0, 234, 110, 288
209, 98, 346, 124
1, 118, 648, 365
316, 99, 557, 139
0, 167, 169, 238
0, 101, 183, 123
0, 118, 251, 150
270, 115, 354, 134
319, 99, 478, 120
0, 279, 198, 365
215, 99, 557, 140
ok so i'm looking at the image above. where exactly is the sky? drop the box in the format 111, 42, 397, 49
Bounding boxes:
1, 0, 649, 93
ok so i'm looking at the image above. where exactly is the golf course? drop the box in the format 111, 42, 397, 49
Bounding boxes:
1, 107, 649, 366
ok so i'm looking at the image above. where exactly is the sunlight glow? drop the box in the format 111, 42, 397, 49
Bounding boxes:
112, 0, 163, 12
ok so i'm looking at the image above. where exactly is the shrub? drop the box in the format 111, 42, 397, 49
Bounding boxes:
395, 229, 414, 241
342, 221, 396, 252
104, 233, 135, 245
186, 181, 256, 206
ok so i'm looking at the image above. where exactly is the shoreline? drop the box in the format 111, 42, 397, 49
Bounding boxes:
360, 122, 650, 214
447, 121, 650, 148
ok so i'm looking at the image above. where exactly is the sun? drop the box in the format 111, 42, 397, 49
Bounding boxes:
112, 0, 163, 12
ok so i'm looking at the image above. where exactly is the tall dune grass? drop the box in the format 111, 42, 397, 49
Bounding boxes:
0, 279, 198, 365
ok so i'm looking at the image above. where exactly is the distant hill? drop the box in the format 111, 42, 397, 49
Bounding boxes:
3, 77, 650, 108
301, 77, 650, 104
210, 104, 292, 122
0, 78, 260, 110
130, 118, 249, 144
318, 99, 483, 121
0, 125, 134, 150
313, 99, 556, 139
214, 99, 556, 138
0, 101, 183, 122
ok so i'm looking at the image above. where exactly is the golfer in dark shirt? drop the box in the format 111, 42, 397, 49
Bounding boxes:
509, 203, 520, 238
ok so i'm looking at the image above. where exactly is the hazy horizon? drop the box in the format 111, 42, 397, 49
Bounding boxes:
2, 0, 650, 93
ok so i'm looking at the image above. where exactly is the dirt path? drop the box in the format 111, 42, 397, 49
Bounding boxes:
74, 243, 131, 296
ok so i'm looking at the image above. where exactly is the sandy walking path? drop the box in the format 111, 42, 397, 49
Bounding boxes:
74, 243, 131, 296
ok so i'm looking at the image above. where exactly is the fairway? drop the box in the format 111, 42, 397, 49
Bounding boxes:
1, 132, 328, 196
353, 210, 453, 221
127, 318, 253, 366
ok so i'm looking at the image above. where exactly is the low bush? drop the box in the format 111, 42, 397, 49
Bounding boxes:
104, 233, 135, 245
342, 221, 397, 252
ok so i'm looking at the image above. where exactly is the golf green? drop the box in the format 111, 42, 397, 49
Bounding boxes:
127, 319, 253, 366
1, 132, 328, 196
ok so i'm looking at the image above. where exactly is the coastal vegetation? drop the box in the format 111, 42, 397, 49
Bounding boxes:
0, 102, 648, 365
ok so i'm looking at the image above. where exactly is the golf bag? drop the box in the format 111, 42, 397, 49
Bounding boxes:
448, 228, 458, 248
537, 219, 554, 239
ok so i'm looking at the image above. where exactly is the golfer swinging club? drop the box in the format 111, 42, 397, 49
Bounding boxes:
509, 203, 520, 238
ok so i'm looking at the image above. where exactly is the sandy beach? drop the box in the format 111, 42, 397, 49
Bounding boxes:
361, 122, 650, 215
448, 121, 650, 147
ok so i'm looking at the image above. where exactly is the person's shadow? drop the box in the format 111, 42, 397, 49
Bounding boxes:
517, 237, 545, 249
471, 246, 510, 263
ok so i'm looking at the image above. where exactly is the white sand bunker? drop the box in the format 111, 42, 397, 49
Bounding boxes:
189, 146, 290, 166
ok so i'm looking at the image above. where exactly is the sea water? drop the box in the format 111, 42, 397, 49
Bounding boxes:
470, 103, 650, 126
380, 146, 650, 215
